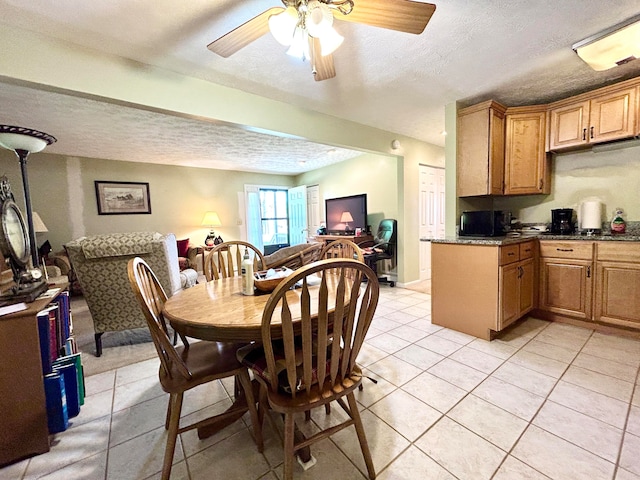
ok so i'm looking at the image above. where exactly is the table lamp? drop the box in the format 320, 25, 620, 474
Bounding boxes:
340, 211, 354, 233
201, 211, 222, 246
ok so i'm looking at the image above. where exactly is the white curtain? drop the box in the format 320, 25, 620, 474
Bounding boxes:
244, 185, 264, 251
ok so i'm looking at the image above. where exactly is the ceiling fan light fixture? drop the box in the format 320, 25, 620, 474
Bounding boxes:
306, 1, 333, 38
268, 6, 299, 46
572, 14, 640, 71
286, 26, 311, 60
319, 26, 344, 56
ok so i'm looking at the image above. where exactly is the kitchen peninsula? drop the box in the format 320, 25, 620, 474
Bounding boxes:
429, 234, 640, 341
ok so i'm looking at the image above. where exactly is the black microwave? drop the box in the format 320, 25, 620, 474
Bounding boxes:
459, 210, 510, 237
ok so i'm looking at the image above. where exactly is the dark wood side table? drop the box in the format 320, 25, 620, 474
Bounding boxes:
0, 287, 69, 466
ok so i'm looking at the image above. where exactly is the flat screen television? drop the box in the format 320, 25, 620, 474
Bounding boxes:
325, 194, 368, 234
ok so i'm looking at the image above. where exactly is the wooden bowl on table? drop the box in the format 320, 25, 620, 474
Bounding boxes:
253, 268, 290, 293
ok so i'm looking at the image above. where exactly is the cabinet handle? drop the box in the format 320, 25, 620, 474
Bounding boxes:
590, 126, 594, 139
508, 252, 515, 256
518, 266, 523, 278
557, 248, 573, 252
582, 128, 586, 140
587, 266, 591, 278
524, 248, 531, 253
539, 179, 543, 190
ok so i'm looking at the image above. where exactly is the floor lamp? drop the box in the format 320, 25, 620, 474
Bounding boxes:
0, 125, 57, 268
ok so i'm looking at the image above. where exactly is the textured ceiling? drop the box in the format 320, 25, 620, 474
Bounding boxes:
1, 0, 640, 174
0, 83, 363, 174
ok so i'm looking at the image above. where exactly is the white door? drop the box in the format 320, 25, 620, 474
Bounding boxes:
288, 185, 307, 246
306, 185, 320, 238
419, 165, 445, 280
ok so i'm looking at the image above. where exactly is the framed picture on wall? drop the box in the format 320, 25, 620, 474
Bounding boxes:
95, 181, 151, 215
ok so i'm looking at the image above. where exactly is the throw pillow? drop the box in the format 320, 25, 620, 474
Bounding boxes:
177, 238, 190, 258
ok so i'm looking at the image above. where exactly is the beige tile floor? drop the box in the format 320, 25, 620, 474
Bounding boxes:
3, 287, 640, 480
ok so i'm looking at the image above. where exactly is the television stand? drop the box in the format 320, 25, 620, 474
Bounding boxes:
312, 234, 373, 245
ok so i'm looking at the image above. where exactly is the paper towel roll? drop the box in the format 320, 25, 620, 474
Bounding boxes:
580, 200, 602, 230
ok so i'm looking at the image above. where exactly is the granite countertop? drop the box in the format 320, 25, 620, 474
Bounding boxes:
422, 233, 640, 245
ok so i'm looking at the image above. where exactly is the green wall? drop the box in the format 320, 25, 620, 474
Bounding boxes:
296, 153, 399, 231
0, 150, 293, 252
494, 144, 640, 224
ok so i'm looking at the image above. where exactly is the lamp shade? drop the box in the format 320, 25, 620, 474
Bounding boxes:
0, 125, 57, 153
340, 211, 354, 223
32, 212, 48, 233
573, 15, 640, 71
318, 26, 344, 56
201, 211, 222, 227
306, 1, 334, 38
269, 6, 299, 46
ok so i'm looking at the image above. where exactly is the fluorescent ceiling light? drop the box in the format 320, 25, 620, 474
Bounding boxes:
573, 14, 640, 71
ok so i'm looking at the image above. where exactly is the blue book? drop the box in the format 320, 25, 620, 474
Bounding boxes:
36, 309, 53, 375
44, 373, 68, 433
52, 363, 80, 418
52, 353, 85, 405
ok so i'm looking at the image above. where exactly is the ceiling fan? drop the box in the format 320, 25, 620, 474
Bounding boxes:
207, 0, 436, 81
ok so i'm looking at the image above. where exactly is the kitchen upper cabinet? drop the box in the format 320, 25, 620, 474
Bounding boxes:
504, 106, 550, 195
457, 100, 506, 197
548, 84, 637, 152
547, 100, 590, 150
594, 242, 640, 330
538, 241, 594, 321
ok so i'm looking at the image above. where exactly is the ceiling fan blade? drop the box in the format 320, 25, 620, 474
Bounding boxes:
311, 37, 336, 81
207, 7, 284, 58
337, 0, 436, 35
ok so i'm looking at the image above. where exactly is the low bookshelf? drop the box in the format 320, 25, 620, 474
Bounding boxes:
0, 286, 76, 467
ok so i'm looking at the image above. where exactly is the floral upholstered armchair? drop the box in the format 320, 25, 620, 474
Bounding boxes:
66, 232, 193, 356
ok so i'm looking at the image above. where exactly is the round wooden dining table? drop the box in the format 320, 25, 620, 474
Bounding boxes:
163, 275, 341, 342
162, 275, 335, 462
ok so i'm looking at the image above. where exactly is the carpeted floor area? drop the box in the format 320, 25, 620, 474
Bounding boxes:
71, 296, 157, 377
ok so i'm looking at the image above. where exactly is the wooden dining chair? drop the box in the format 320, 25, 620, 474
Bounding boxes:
320, 238, 364, 263
204, 240, 267, 281
127, 257, 263, 480
238, 258, 379, 480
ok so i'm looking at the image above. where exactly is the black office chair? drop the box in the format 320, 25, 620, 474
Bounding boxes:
361, 219, 397, 287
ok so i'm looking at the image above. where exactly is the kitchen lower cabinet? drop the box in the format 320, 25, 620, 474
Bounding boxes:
539, 258, 593, 320
432, 240, 536, 340
594, 242, 640, 330
499, 257, 534, 330
538, 241, 594, 321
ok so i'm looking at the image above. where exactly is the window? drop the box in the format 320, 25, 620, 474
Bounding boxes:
259, 189, 289, 250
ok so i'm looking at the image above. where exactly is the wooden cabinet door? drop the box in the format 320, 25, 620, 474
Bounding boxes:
589, 88, 636, 144
519, 258, 535, 315
505, 108, 549, 195
457, 101, 506, 197
499, 262, 520, 329
548, 100, 590, 151
499, 258, 535, 331
594, 261, 640, 330
539, 258, 593, 320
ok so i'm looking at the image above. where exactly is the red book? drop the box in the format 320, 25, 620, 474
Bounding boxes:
44, 306, 60, 363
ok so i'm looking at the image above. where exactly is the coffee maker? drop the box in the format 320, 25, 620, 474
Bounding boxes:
551, 208, 575, 234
